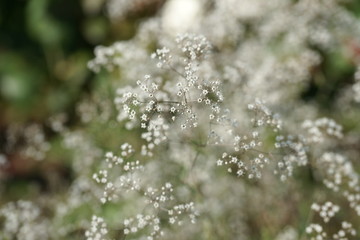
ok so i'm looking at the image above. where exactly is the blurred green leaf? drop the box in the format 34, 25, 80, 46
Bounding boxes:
26, 0, 65, 47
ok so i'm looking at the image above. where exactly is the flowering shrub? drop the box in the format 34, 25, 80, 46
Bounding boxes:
1, 0, 360, 239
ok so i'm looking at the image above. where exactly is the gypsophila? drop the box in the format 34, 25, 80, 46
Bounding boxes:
0, 201, 50, 240
311, 202, 340, 223
85, 216, 111, 240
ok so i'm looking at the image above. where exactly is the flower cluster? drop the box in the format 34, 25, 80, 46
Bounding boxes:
0, 201, 50, 240
274, 135, 308, 181
333, 221, 357, 240
5, 123, 50, 161
85, 216, 110, 240
302, 118, 343, 143
316, 152, 360, 215
311, 202, 340, 223
306, 223, 327, 240
91, 144, 198, 239
307, 202, 357, 240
